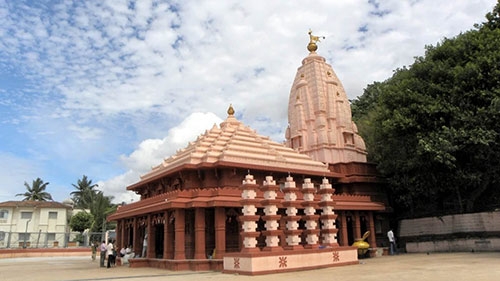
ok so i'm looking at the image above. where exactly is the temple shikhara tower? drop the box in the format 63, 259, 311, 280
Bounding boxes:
285, 31, 367, 164
108, 31, 390, 275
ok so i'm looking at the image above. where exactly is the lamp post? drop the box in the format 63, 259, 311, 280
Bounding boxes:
23, 219, 31, 249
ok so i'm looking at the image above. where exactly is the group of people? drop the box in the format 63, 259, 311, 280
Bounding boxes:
95, 240, 135, 268
98, 240, 117, 268
119, 245, 135, 265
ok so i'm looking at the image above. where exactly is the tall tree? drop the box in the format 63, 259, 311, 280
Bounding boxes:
71, 175, 98, 209
16, 178, 53, 201
351, 3, 500, 218
69, 176, 117, 232
89, 191, 117, 232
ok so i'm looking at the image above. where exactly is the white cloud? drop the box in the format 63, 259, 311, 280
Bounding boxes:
99, 112, 223, 203
0, 153, 43, 201
0, 0, 496, 203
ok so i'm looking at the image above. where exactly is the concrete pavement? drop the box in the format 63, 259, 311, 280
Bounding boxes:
0, 252, 499, 281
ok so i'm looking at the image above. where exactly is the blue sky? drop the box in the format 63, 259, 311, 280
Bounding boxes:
0, 0, 496, 204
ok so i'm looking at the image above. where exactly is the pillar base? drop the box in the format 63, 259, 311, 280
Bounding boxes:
240, 247, 261, 254
303, 244, 321, 250
284, 245, 304, 250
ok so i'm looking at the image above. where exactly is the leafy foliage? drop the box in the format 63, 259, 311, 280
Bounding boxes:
89, 191, 117, 233
70, 175, 117, 232
16, 178, 53, 201
69, 211, 94, 233
352, 3, 500, 218
70, 175, 98, 209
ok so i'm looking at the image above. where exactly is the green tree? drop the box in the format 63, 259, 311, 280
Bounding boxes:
69, 175, 117, 232
70, 175, 98, 209
89, 191, 117, 232
351, 3, 500, 217
16, 178, 53, 201
69, 211, 94, 233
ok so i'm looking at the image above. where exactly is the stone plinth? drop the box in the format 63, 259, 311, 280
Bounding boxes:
223, 246, 358, 275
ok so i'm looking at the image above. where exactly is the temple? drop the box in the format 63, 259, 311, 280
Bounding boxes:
107, 31, 390, 275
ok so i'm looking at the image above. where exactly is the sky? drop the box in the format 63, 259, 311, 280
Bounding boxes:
0, 0, 496, 204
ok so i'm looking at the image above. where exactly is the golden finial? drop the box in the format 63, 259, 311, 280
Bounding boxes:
307, 29, 325, 52
227, 104, 235, 116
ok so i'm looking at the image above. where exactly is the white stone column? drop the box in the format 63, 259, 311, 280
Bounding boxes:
318, 178, 338, 246
240, 174, 261, 253
301, 178, 320, 249
260, 176, 282, 251
282, 175, 303, 250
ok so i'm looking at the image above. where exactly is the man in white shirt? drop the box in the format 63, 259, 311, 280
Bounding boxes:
387, 229, 396, 255
142, 233, 148, 258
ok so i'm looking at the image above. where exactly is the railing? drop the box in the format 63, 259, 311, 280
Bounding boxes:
0, 231, 81, 249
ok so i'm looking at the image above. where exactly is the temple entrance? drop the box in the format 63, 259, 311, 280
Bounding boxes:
225, 208, 240, 252
185, 209, 195, 259
346, 215, 354, 245
360, 215, 368, 236
166, 211, 175, 259
154, 223, 164, 258
205, 208, 215, 258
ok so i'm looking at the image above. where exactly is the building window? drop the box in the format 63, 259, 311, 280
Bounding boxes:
19, 233, 30, 241
21, 212, 32, 219
48, 212, 58, 219
0, 209, 8, 219
0, 231, 5, 241
47, 233, 56, 241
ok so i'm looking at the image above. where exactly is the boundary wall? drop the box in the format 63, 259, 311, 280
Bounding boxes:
399, 211, 500, 253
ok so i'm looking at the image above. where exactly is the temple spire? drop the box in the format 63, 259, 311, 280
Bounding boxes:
286, 30, 367, 163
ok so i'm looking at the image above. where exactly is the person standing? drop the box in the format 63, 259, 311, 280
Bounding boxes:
99, 240, 106, 267
141, 233, 148, 258
106, 240, 114, 268
91, 241, 97, 261
387, 229, 396, 255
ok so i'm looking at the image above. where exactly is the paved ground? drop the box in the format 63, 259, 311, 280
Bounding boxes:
0, 252, 499, 281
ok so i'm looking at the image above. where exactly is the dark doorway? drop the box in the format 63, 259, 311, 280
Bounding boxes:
346, 216, 354, 245
185, 209, 195, 259
154, 223, 164, 258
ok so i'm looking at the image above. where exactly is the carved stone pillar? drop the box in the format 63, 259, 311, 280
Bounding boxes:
340, 211, 349, 246
194, 208, 206, 259
174, 209, 186, 260
260, 176, 281, 251
240, 174, 260, 253
282, 175, 302, 250
214, 207, 226, 258
368, 212, 377, 247
132, 217, 139, 254
163, 211, 169, 259
318, 178, 338, 246
146, 214, 154, 258
301, 178, 320, 249
354, 211, 361, 240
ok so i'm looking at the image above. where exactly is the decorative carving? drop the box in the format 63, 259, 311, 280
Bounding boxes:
278, 256, 288, 268
332, 251, 340, 262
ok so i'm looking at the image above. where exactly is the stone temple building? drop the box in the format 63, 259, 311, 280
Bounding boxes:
108, 32, 390, 275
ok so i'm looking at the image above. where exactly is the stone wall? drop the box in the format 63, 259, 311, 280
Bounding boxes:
399, 211, 500, 253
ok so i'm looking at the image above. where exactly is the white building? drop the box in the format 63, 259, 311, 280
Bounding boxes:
0, 200, 74, 248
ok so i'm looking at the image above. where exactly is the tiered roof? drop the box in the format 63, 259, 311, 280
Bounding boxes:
133, 106, 332, 187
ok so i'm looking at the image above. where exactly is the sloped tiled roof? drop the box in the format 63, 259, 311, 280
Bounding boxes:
0, 200, 72, 209
139, 110, 331, 181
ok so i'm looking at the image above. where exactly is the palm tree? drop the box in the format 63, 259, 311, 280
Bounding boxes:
71, 175, 98, 209
89, 191, 117, 232
16, 178, 53, 201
